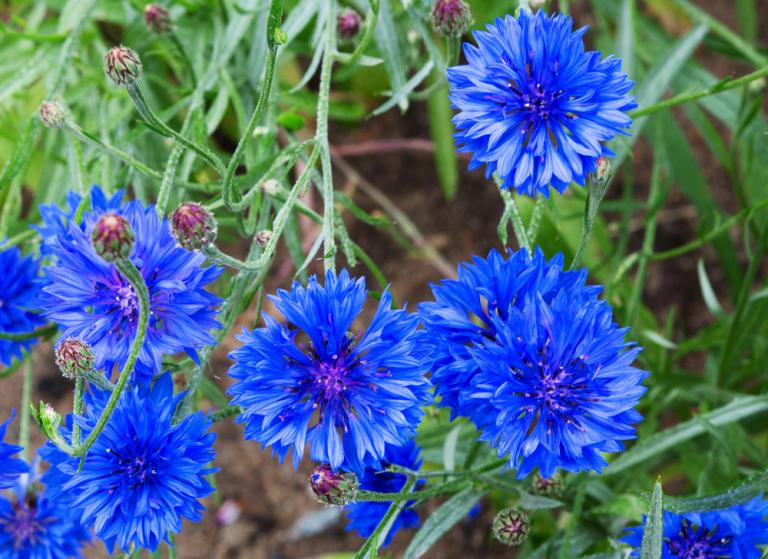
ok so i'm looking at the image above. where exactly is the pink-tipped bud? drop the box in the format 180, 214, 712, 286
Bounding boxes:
430, 0, 472, 38
39, 100, 67, 129
104, 46, 142, 86
255, 230, 272, 248
493, 508, 530, 546
309, 464, 358, 506
337, 9, 361, 40
171, 202, 217, 251
531, 471, 564, 498
92, 213, 134, 262
144, 4, 171, 34
54, 337, 95, 380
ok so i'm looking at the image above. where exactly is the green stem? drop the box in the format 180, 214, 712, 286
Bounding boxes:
221, 0, 283, 210
498, 188, 531, 253
72, 376, 84, 446
125, 83, 225, 175
335, 0, 379, 67
203, 245, 260, 271
71, 260, 149, 457
210, 406, 243, 423
20, 360, 32, 462
630, 65, 768, 119
462, 440, 483, 470
354, 478, 417, 558
318, 0, 338, 272
571, 169, 612, 269
156, 112, 195, 217
0, 323, 58, 341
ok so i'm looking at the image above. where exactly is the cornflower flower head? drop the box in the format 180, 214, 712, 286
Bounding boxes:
40, 373, 216, 553
41, 193, 222, 383
0, 412, 28, 489
447, 10, 636, 196
0, 246, 44, 367
623, 497, 768, 558
344, 441, 422, 546
227, 270, 432, 474
420, 248, 648, 478
0, 469, 90, 559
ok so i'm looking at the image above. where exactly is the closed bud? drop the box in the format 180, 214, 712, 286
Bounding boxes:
55, 337, 95, 380
39, 100, 67, 129
337, 9, 361, 40
309, 464, 358, 506
591, 157, 612, 188
92, 213, 134, 262
104, 46, 142, 86
255, 230, 272, 247
431, 0, 472, 38
531, 471, 564, 498
493, 508, 530, 547
144, 4, 171, 34
260, 179, 280, 196
171, 202, 217, 251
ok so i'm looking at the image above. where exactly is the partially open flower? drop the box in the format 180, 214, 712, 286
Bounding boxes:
493, 508, 530, 546
54, 337, 95, 380
92, 213, 134, 262
104, 46, 142, 86
171, 202, 217, 251
309, 464, 359, 506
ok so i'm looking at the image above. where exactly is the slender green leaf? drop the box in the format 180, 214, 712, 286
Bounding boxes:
639, 480, 663, 559
697, 259, 724, 317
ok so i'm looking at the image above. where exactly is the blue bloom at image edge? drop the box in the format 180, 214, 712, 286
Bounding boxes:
0, 482, 90, 558
227, 269, 432, 475
0, 412, 28, 489
345, 441, 423, 547
0, 246, 44, 367
448, 10, 636, 196
419, 248, 648, 478
40, 373, 216, 553
41, 188, 223, 383
622, 497, 768, 558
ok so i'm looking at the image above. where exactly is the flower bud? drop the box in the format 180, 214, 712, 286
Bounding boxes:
54, 337, 95, 380
39, 100, 67, 129
309, 464, 358, 506
337, 8, 361, 40
588, 156, 612, 190
531, 471, 564, 498
260, 179, 280, 196
171, 202, 217, 251
430, 0, 472, 38
104, 46, 143, 86
492, 508, 530, 546
92, 213, 135, 262
144, 4, 171, 34
255, 230, 272, 247
529, 0, 546, 8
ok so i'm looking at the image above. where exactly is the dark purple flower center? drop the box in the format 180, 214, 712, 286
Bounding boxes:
666, 520, 731, 559
115, 282, 139, 318
1, 500, 50, 550
312, 359, 350, 401
106, 447, 158, 491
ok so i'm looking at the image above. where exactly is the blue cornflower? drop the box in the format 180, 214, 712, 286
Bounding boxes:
447, 10, 636, 196
42, 194, 222, 382
345, 441, 422, 547
227, 270, 432, 474
420, 249, 647, 478
623, 497, 768, 558
0, 246, 44, 367
40, 373, 216, 553
32, 187, 123, 255
0, 471, 90, 558
0, 412, 28, 488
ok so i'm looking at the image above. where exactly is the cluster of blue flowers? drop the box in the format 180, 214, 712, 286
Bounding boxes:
0, 6, 764, 557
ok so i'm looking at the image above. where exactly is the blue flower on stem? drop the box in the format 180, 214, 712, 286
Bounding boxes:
227, 270, 432, 474
344, 441, 422, 547
420, 249, 648, 478
447, 10, 636, 196
41, 194, 222, 383
623, 497, 768, 558
40, 373, 216, 553
32, 187, 123, 255
0, 246, 44, 367
0, 412, 28, 488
